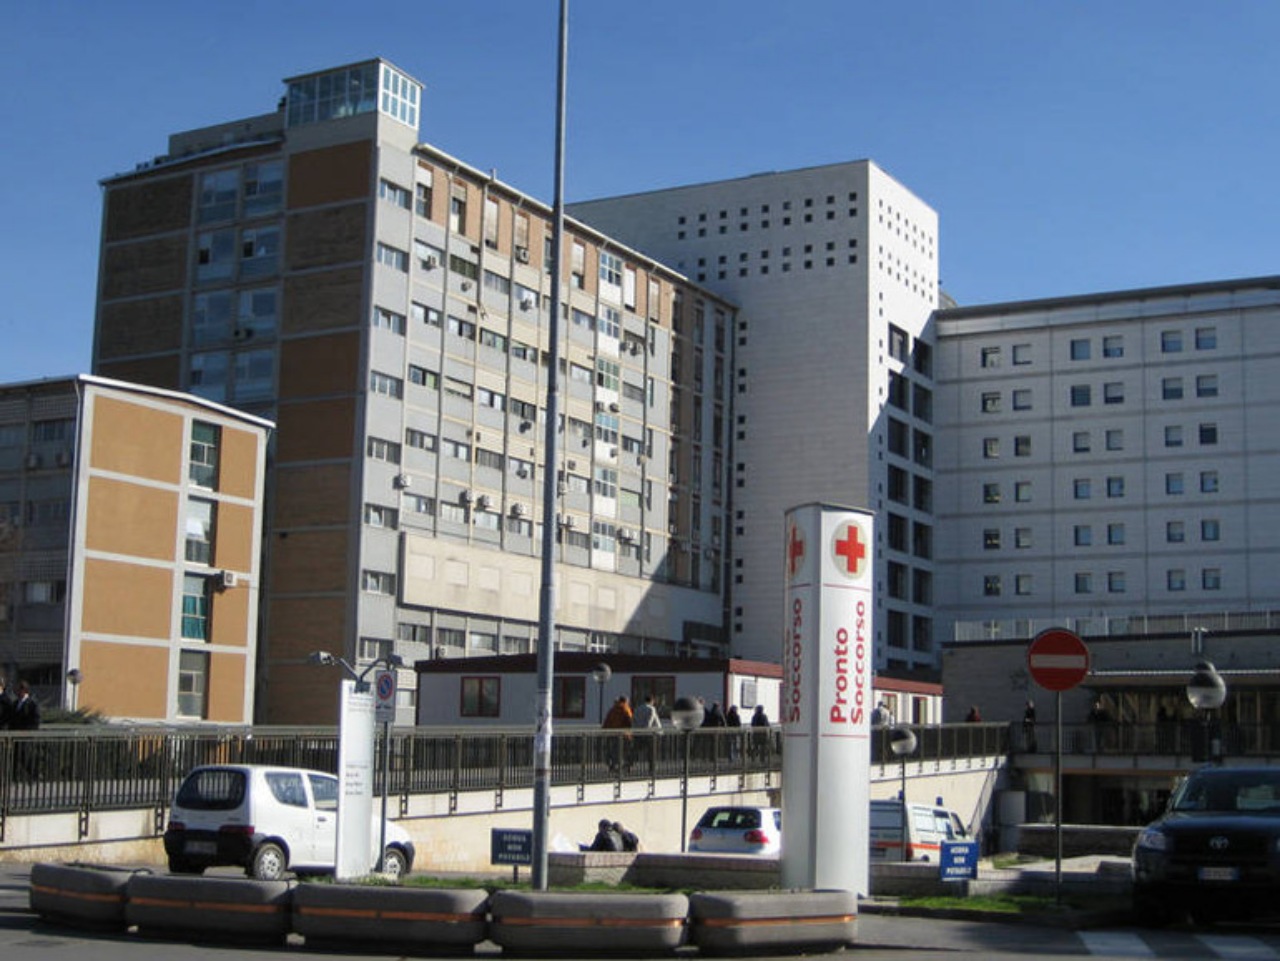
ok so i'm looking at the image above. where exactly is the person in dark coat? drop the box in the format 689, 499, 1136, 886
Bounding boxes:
588, 818, 622, 852
613, 821, 640, 852
10, 682, 39, 730
750, 704, 771, 759
1022, 699, 1038, 752
0, 678, 13, 730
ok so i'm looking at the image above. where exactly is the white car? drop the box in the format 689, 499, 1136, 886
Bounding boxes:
688, 805, 782, 855
163, 764, 415, 880
869, 799, 968, 862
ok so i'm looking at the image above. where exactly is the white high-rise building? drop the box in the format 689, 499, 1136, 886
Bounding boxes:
933, 276, 1280, 642
573, 162, 941, 676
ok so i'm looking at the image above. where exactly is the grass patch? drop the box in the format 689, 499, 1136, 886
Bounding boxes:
899, 893, 1106, 914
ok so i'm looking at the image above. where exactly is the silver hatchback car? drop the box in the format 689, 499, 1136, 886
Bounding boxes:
688, 805, 782, 855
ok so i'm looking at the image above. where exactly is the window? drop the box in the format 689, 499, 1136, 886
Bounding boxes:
1162, 377, 1183, 400
362, 570, 396, 595
1012, 344, 1031, 365
461, 677, 500, 717
443, 377, 473, 400
1075, 573, 1092, 594
1108, 571, 1126, 593
181, 575, 211, 640
359, 637, 393, 663
1203, 568, 1222, 590
1073, 432, 1091, 453
1202, 519, 1220, 541
1105, 429, 1124, 451
1015, 527, 1032, 548
370, 370, 403, 399
1168, 569, 1186, 591
189, 421, 220, 489
1104, 382, 1124, 404
1015, 481, 1031, 502
196, 229, 235, 282
198, 169, 238, 223
373, 307, 406, 334
983, 437, 1000, 459
240, 226, 279, 277
981, 392, 1001, 413
23, 579, 66, 604
1014, 435, 1031, 457
1161, 330, 1183, 353
1012, 389, 1032, 411
1108, 523, 1125, 545
483, 196, 499, 248
448, 254, 479, 280
1196, 327, 1217, 350
376, 242, 409, 272
983, 575, 1001, 597
415, 240, 444, 270
177, 650, 209, 718
479, 328, 508, 353
415, 180, 432, 217
1015, 575, 1032, 596
483, 270, 510, 297
1106, 476, 1125, 498
599, 251, 623, 292
449, 184, 468, 234
379, 178, 411, 209
364, 504, 397, 528
983, 529, 1001, 550
1070, 338, 1091, 361
1070, 385, 1091, 407
447, 316, 476, 340
1199, 423, 1218, 445
1165, 426, 1183, 447
553, 676, 585, 718
1074, 525, 1092, 547
243, 161, 283, 217
1201, 470, 1219, 493
367, 437, 401, 465
476, 448, 504, 471
185, 498, 215, 565
1103, 335, 1124, 358
1166, 472, 1184, 495
407, 494, 435, 516
1196, 374, 1219, 398
982, 483, 1000, 504
405, 428, 435, 451
1074, 479, 1091, 500
408, 365, 438, 389
1167, 521, 1185, 543
413, 302, 442, 327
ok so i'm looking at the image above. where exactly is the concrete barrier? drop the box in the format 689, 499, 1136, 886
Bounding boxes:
292, 883, 489, 951
688, 890, 857, 955
488, 890, 690, 954
125, 873, 293, 944
28, 862, 144, 930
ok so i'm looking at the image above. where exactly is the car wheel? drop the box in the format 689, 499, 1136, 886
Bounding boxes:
381, 847, 407, 880
168, 857, 203, 875
1133, 888, 1180, 927
250, 842, 288, 881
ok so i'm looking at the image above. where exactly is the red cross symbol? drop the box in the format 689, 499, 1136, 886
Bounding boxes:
834, 523, 867, 577
787, 524, 805, 577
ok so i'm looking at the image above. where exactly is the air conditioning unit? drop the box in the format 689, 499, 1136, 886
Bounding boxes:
609, 447, 618, 458
516, 467, 530, 479
460, 280, 473, 292
608, 402, 620, 413
475, 494, 491, 511
219, 570, 239, 590
394, 473, 412, 489
515, 246, 530, 264
24, 453, 40, 470
510, 502, 525, 517
559, 514, 576, 529
519, 419, 532, 432
629, 343, 642, 356
519, 296, 535, 311
423, 255, 439, 270
594, 400, 606, 412
459, 490, 473, 504
618, 528, 635, 542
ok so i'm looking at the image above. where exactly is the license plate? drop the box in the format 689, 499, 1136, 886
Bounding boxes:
1199, 866, 1239, 882
186, 840, 217, 855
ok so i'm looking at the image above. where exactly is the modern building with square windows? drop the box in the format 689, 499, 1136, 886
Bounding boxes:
93, 59, 736, 723
0, 375, 271, 722
571, 163, 942, 678
932, 275, 1280, 645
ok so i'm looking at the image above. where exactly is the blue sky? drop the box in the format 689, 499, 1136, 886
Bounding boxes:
3, 1, 1278, 384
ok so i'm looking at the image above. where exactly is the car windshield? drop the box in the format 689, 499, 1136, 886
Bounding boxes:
175, 768, 246, 810
698, 808, 762, 830
1170, 769, 1280, 813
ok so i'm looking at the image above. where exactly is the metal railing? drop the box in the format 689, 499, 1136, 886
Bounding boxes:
1010, 720, 1280, 760
950, 610, 1280, 643
0, 722, 1015, 837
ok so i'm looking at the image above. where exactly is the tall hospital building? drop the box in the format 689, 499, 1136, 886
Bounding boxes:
94, 60, 735, 722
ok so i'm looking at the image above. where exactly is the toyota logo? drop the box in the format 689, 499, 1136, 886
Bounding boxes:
1210, 836, 1230, 850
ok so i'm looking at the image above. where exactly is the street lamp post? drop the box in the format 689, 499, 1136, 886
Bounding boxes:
308, 650, 404, 873
888, 724, 918, 862
1187, 659, 1227, 763
591, 663, 612, 725
671, 696, 705, 852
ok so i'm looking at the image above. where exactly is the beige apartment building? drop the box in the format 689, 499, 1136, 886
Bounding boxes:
94, 60, 735, 723
0, 375, 270, 722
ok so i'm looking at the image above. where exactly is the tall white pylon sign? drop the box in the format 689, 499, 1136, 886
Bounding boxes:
780, 503, 875, 893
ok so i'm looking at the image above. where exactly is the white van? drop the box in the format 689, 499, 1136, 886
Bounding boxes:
163, 764, 415, 880
869, 799, 969, 862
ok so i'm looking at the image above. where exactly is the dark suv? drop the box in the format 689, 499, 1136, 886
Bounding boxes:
1133, 766, 1280, 924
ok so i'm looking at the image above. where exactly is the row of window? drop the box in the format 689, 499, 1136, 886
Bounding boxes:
196, 226, 279, 284
982, 470, 1221, 504
456, 673, 679, 718
197, 162, 284, 225
982, 423, 1219, 459
979, 326, 1218, 368
975, 517, 1223, 551
983, 568, 1224, 597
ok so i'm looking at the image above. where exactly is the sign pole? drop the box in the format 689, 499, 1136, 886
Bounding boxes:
1055, 690, 1062, 902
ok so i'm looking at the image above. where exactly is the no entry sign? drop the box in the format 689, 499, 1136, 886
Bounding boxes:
1027, 629, 1090, 692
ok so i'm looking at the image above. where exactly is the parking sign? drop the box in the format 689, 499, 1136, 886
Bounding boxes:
374, 670, 396, 725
